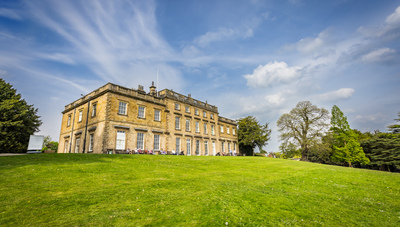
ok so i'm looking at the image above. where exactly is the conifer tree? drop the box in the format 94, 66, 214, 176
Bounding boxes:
330, 105, 369, 167
0, 79, 42, 153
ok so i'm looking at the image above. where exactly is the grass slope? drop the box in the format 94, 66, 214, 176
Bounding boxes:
0, 154, 399, 226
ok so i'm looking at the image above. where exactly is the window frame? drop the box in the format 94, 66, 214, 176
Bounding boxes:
175, 117, 180, 130
92, 103, 97, 117
138, 106, 146, 119
118, 101, 128, 115
137, 132, 144, 150
154, 134, 160, 151
78, 110, 83, 122
204, 141, 209, 156
89, 134, 94, 152
195, 109, 199, 115
186, 119, 191, 132
67, 114, 71, 127
175, 103, 180, 110
154, 109, 161, 121
116, 130, 126, 150
176, 137, 181, 153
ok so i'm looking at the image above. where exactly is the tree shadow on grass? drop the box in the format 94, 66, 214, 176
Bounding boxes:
0, 153, 118, 170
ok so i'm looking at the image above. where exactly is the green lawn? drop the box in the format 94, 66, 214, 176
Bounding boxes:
0, 154, 399, 226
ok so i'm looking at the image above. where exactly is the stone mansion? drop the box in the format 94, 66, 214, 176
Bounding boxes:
58, 82, 238, 155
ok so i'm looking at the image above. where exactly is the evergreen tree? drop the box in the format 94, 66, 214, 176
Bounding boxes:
387, 111, 400, 133
330, 105, 369, 167
238, 116, 271, 156
0, 79, 42, 153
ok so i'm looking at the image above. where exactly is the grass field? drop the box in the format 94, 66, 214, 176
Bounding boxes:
0, 154, 399, 226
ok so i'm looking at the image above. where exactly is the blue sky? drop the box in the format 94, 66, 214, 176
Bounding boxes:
1, 0, 399, 152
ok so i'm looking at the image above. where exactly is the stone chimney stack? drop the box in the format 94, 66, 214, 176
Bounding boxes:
149, 81, 157, 96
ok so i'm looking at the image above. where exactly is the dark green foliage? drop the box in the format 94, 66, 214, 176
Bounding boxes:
308, 132, 335, 164
0, 79, 42, 153
387, 111, 400, 133
41, 136, 58, 152
238, 116, 271, 156
361, 133, 400, 172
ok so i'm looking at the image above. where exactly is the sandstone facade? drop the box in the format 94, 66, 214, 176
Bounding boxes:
58, 83, 238, 155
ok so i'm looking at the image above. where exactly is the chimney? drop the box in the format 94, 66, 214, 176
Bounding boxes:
149, 81, 157, 96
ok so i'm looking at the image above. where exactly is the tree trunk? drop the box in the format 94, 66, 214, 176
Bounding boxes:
348, 162, 352, 168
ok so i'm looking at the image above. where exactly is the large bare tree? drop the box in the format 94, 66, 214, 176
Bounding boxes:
277, 101, 329, 161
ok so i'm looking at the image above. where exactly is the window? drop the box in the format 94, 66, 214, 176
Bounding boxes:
176, 138, 181, 152
175, 103, 180, 110
233, 128, 236, 135
92, 103, 97, 117
204, 123, 208, 134
116, 131, 126, 150
186, 119, 190, 131
221, 142, 225, 153
195, 109, 199, 115
78, 110, 83, 122
154, 110, 160, 121
138, 106, 145, 118
204, 141, 209, 156
234, 143, 236, 151
118, 102, 127, 115
175, 117, 180, 129
203, 111, 207, 118
210, 113, 214, 119
195, 121, 200, 133
64, 140, 68, 153
75, 138, 80, 153
186, 139, 191, 155
89, 134, 94, 152
212, 141, 216, 156
137, 133, 144, 149
211, 125, 215, 135
220, 125, 224, 133
228, 143, 231, 152
154, 134, 160, 150
196, 140, 200, 155
67, 114, 71, 127
185, 106, 190, 113
227, 127, 230, 134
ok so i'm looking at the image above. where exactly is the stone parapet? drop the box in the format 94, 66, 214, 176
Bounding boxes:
158, 89, 218, 113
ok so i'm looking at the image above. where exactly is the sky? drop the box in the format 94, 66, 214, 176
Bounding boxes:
1, 0, 399, 152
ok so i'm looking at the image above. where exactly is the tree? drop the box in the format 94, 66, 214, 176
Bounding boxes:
42, 135, 59, 152
308, 132, 335, 164
361, 133, 400, 172
387, 111, 400, 133
237, 116, 271, 156
279, 141, 300, 159
0, 79, 42, 153
330, 105, 369, 167
277, 101, 330, 161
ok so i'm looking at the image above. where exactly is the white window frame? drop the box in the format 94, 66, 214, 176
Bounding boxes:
78, 110, 83, 122
118, 102, 127, 115
212, 141, 216, 156
186, 119, 190, 131
154, 134, 160, 150
186, 139, 191, 155
185, 106, 190, 113
138, 106, 145, 118
154, 109, 161, 121
196, 140, 200, 155
204, 123, 208, 134
67, 114, 71, 126
203, 111, 207, 118
228, 143, 231, 152
204, 141, 209, 156
176, 137, 181, 153
92, 103, 97, 117
175, 103, 180, 110
211, 125, 215, 135
233, 128, 236, 135
195, 121, 200, 133
227, 127, 230, 134
175, 117, 180, 130
89, 134, 94, 152
137, 133, 144, 150
220, 125, 224, 133
210, 113, 214, 119
64, 140, 68, 153
116, 130, 126, 150
75, 138, 80, 153
195, 109, 199, 115
221, 142, 225, 153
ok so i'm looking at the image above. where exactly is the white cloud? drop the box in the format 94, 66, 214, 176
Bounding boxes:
244, 61, 302, 88
316, 88, 355, 101
361, 47, 396, 63
385, 6, 400, 26
265, 93, 285, 106
195, 27, 253, 47
0, 8, 21, 20
37, 53, 76, 65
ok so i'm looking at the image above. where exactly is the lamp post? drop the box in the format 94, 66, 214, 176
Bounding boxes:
82, 96, 91, 153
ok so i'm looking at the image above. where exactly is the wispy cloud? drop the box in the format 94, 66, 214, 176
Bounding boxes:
315, 88, 355, 102
195, 27, 254, 47
0, 8, 22, 20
